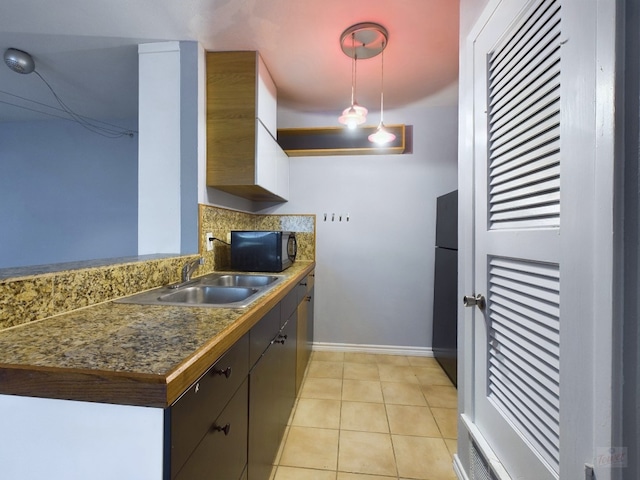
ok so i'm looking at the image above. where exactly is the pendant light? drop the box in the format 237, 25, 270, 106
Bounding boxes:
368, 40, 396, 145
338, 23, 388, 129
338, 33, 367, 129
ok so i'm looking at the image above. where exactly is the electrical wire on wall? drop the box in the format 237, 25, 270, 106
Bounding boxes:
3, 48, 137, 139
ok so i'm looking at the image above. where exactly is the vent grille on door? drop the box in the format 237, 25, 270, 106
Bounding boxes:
487, 0, 561, 230
471, 439, 493, 480
487, 256, 560, 473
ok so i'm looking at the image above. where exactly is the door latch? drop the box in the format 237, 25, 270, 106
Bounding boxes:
463, 294, 486, 310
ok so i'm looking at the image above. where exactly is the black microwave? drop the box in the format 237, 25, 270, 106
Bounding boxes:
230, 231, 297, 272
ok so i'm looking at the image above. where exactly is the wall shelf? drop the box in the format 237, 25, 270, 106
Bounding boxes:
277, 125, 406, 156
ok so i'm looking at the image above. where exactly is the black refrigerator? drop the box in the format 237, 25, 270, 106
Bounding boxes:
432, 190, 458, 386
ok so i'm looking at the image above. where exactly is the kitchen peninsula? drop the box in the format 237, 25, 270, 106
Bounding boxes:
0, 259, 315, 480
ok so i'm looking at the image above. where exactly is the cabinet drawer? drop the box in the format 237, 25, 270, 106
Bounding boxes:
171, 333, 249, 477
174, 378, 248, 480
249, 303, 280, 366
296, 271, 315, 304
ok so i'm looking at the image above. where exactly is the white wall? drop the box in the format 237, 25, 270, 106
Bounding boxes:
138, 41, 183, 255
0, 118, 138, 268
138, 41, 200, 255
0, 394, 164, 480
268, 101, 458, 350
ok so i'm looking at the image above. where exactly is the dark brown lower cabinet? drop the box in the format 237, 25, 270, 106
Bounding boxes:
170, 334, 249, 477
296, 272, 314, 393
168, 283, 306, 480
174, 378, 248, 480
248, 314, 297, 480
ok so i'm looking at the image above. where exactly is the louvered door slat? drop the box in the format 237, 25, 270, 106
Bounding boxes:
489, 346, 560, 400
490, 140, 559, 177
490, 293, 559, 333
489, 0, 560, 78
490, 204, 559, 224
490, 111, 559, 158
492, 305, 559, 357
489, 336, 560, 397
490, 20, 561, 108
490, 59, 560, 126
490, 280, 559, 311
489, 190, 560, 215
487, 256, 560, 475
489, 337, 559, 403
490, 97, 559, 151
487, 0, 561, 232
490, 158, 559, 192
490, 168, 559, 202
490, 257, 560, 278
489, 263, 560, 293
490, 128, 559, 171
489, 379, 560, 467
490, 80, 559, 138
492, 311, 558, 370
489, 363, 559, 439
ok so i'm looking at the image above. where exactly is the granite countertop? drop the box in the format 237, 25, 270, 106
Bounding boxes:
0, 261, 315, 408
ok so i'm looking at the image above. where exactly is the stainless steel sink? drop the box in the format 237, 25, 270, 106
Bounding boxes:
115, 272, 284, 308
159, 286, 259, 305
202, 274, 279, 288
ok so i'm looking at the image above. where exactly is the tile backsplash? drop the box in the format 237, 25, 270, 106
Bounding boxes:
0, 205, 315, 331
198, 204, 315, 274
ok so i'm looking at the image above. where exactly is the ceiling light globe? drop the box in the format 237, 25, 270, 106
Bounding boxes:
338, 104, 367, 128
368, 124, 396, 145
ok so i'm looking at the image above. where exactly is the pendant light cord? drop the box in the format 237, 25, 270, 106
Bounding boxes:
33, 71, 135, 138
350, 33, 356, 107
379, 41, 386, 125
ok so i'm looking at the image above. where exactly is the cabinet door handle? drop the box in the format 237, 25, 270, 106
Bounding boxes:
213, 366, 232, 379
305, 296, 312, 302
212, 423, 231, 436
274, 334, 287, 344
300, 282, 307, 286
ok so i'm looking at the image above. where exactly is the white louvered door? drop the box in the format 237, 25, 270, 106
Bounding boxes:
472, 0, 561, 478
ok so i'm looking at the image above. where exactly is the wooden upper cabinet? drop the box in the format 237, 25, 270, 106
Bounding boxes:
206, 51, 289, 202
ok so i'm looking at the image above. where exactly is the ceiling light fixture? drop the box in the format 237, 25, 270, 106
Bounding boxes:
338, 23, 388, 129
4, 48, 35, 75
338, 33, 367, 129
368, 39, 396, 146
3, 47, 135, 138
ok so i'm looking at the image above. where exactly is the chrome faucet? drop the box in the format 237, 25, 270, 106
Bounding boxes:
182, 257, 204, 283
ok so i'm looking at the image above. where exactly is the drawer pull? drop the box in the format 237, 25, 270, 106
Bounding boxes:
212, 423, 231, 436
213, 366, 232, 379
305, 296, 312, 302
274, 334, 288, 344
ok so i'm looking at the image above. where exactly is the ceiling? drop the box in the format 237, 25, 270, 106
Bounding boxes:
0, 0, 459, 124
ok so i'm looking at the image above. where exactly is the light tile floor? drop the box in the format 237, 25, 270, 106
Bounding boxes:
271, 351, 458, 480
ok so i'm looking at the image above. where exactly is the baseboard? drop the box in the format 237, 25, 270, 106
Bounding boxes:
453, 454, 470, 480
312, 341, 434, 357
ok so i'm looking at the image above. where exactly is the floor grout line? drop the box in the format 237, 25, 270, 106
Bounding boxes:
274, 352, 458, 480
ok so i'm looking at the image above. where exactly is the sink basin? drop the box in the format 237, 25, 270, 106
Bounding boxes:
201, 274, 279, 288
158, 286, 258, 305
115, 272, 284, 308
